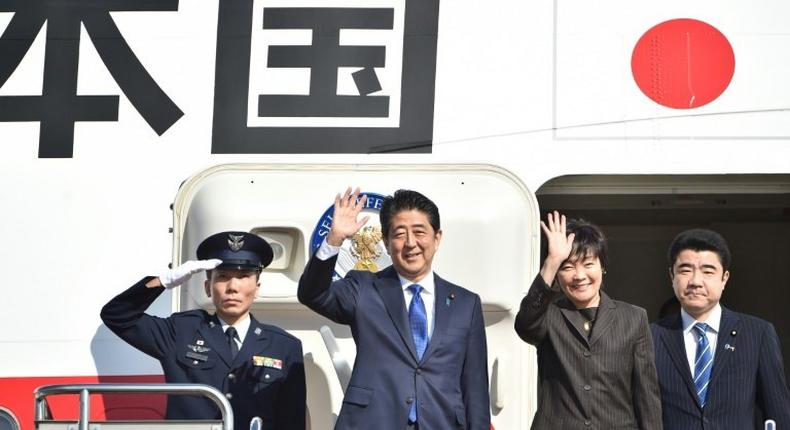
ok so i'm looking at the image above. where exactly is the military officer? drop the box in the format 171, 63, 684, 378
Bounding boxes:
101, 231, 306, 430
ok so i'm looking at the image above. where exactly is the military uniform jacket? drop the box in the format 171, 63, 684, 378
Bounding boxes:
514, 276, 663, 430
297, 254, 490, 430
100, 277, 306, 430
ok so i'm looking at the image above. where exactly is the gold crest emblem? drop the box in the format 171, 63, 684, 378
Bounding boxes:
351, 226, 383, 272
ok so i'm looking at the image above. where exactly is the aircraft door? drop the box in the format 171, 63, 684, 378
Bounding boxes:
170, 164, 541, 429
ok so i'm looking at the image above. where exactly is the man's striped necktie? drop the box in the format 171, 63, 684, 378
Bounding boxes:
693, 322, 714, 406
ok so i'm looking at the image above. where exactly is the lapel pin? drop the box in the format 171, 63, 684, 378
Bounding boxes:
254, 327, 262, 336
446, 293, 455, 306
209, 321, 216, 328
724, 343, 736, 352
731, 330, 737, 337
196, 339, 205, 346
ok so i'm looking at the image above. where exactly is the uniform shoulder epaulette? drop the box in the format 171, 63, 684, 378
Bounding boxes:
258, 323, 301, 343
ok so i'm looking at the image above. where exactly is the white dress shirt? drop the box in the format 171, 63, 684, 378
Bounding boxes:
218, 314, 250, 350
681, 304, 721, 375
316, 238, 436, 336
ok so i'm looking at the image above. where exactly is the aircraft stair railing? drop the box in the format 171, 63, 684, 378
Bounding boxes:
34, 384, 234, 430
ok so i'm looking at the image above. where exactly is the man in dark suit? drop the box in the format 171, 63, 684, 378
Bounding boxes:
101, 231, 305, 430
298, 188, 490, 430
651, 228, 790, 429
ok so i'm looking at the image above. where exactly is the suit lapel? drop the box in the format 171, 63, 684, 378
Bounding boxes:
709, 307, 740, 386
198, 315, 233, 367
588, 291, 616, 347
374, 268, 419, 362
420, 274, 450, 363
232, 315, 273, 369
660, 315, 700, 408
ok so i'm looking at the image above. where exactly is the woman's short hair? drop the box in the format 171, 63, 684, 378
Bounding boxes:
565, 218, 609, 270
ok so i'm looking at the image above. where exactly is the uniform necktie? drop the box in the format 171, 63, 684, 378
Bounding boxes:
226, 326, 240, 359
408, 284, 427, 423
693, 322, 714, 406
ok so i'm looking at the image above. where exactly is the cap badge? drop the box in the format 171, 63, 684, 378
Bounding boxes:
228, 234, 245, 252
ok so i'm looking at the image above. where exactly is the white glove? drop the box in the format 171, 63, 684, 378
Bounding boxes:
158, 259, 222, 289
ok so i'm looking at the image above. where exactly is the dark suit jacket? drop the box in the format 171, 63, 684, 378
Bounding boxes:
651, 307, 790, 430
514, 276, 663, 430
297, 254, 490, 430
101, 278, 306, 430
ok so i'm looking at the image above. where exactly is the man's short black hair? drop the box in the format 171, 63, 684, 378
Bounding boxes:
667, 228, 731, 272
380, 189, 440, 237
565, 218, 609, 270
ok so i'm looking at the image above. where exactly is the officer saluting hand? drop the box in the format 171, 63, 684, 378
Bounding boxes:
101, 231, 306, 430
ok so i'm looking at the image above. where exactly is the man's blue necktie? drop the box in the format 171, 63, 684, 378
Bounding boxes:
693, 322, 714, 407
408, 284, 427, 423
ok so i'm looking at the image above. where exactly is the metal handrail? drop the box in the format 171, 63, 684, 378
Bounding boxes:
34, 383, 234, 430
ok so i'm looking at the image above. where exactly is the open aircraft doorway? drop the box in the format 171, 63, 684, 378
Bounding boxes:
171, 164, 541, 430
536, 174, 790, 383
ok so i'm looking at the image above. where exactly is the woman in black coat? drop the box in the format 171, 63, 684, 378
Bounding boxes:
514, 211, 662, 430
